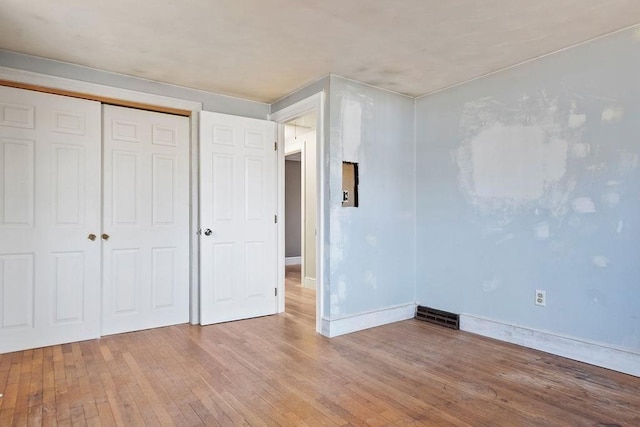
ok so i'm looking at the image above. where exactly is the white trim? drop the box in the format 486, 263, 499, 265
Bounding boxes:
300, 134, 307, 299
0, 66, 202, 112
285, 256, 301, 266
284, 139, 303, 155
0, 66, 204, 325
315, 93, 325, 335
303, 277, 316, 290
321, 303, 416, 338
460, 314, 640, 377
269, 93, 321, 123
189, 113, 200, 324
270, 92, 325, 335
275, 118, 287, 315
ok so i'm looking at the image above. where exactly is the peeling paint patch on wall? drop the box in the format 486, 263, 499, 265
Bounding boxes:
571, 143, 590, 158
601, 106, 624, 123
533, 222, 550, 240
341, 99, 363, 162
452, 92, 586, 217
568, 113, 586, 128
591, 255, 610, 268
572, 197, 596, 213
483, 276, 501, 292
470, 124, 567, 199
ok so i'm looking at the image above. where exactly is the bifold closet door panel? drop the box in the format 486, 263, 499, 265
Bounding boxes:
102, 105, 190, 335
0, 86, 101, 353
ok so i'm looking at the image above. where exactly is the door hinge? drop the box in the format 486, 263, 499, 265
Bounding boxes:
274, 214, 278, 224
275, 287, 278, 297
274, 141, 277, 151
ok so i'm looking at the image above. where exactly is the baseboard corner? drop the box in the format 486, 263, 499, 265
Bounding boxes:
324, 303, 416, 338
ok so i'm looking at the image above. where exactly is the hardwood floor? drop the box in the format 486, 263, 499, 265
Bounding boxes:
1, 266, 639, 426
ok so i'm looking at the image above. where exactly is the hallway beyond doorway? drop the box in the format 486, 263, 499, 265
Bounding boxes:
285, 264, 315, 328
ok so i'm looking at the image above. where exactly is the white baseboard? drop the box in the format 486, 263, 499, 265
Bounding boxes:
285, 256, 301, 266
322, 303, 416, 338
303, 276, 316, 290
460, 314, 640, 377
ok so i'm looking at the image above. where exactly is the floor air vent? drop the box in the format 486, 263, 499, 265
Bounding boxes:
416, 306, 459, 330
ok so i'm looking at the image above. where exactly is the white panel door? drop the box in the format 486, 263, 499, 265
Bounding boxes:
0, 86, 101, 353
199, 112, 277, 324
102, 105, 189, 335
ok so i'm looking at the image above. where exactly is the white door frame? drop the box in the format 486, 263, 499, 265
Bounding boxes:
0, 66, 204, 324
270, 92, 325, 334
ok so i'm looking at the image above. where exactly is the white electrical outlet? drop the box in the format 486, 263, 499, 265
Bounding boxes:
535, 290, 546, 307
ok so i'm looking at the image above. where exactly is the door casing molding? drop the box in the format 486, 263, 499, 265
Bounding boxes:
270, 92, 326, 335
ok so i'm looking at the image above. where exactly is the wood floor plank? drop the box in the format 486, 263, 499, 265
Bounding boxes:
1, 264, 639, 426
40, 347, 57, 427
121, 351, 174, 425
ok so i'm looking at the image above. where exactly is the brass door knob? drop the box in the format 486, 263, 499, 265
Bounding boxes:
101, 233, 110, 241
87, 234, 97, 241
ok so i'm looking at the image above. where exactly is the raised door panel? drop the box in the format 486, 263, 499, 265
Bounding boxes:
212, 243, 234, 303
245, 157, 265, 220
111, 248, 139, 314
52, 110, 86, 135
0, 102, 34, 128
0, 139, 34, 226
0, 253, 34, 328
152, 247, 176, 309
212, 154, 234, 221
51, 252, 85, 324
152, 154, 177, 225
52, 145, 85, 225
112, 151, 139, 225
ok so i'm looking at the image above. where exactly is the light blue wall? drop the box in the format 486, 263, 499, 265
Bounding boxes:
327, 76, 415, 318
416, 28, 640, 350
0, 50, 269, 119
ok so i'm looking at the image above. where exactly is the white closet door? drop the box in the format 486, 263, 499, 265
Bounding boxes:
199, 111, 277, 325
0, 86, 101, 353
102, 105, 189, 335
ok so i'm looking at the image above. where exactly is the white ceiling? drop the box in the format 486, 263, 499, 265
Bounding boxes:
1, 1, 640, 103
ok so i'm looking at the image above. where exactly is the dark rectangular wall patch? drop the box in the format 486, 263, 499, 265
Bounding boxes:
342, 161, 359, 207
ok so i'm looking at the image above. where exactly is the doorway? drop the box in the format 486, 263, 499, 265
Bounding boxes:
284, 112, 316, 288
272, 93, 325, 334
270, 92, 326, 335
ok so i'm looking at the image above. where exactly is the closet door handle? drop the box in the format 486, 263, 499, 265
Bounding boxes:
101, 233, 110, 241
87, 234, 97, 241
